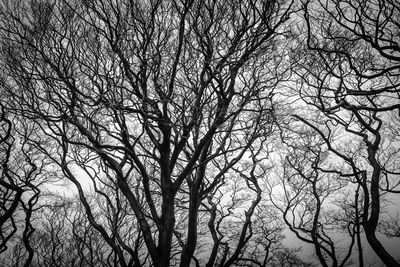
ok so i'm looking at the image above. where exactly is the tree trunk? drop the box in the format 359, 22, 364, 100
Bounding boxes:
364, 146, 400, 267
179, 186, 200, 267
155, 190, 176, 267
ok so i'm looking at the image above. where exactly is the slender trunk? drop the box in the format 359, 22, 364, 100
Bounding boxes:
355, 185, 364, 267
206, 244, 220, 267
311, 178, 329, 267
206, 200, 220, 267
222, 178, 262, 267
363, 147, 400, 267
22, 203, 35, 267
180, 154, 209, 267
179, 186, 200, 267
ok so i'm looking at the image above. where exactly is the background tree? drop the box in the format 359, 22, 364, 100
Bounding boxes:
268, 114, 364, 266
284, 0, 400, 265
0, 103, 52, 266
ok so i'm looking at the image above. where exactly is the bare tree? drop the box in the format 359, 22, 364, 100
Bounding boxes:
267, 113, 363, 267
0, 104, 20, 254
0, 104, 51, 266
3, 0, 397, 266
284, 0, 400, 265
31, 197, 132, 267
0, 0, 295, 266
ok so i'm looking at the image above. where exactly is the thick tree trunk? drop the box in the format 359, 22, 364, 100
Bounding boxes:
364, 230, 400, 267
155, 191, 176, 267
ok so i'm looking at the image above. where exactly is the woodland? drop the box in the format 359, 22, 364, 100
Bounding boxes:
0, 0, 399, 266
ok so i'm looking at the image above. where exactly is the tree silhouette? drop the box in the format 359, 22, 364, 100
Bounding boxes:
0, 0, 296, 266
0, 0, 399, 266
285, 0, 400, 265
